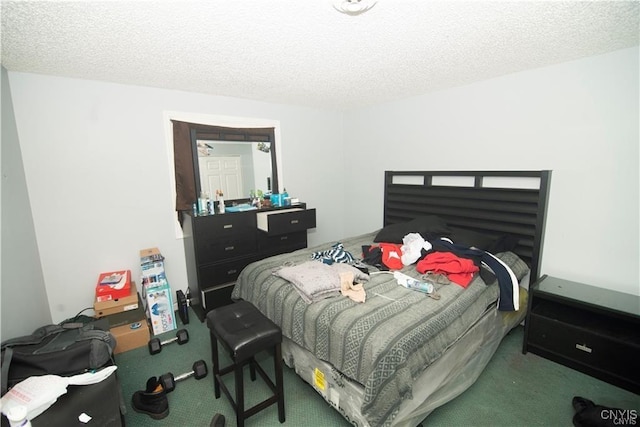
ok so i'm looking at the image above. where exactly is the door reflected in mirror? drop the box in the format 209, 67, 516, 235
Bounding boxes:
196, 140, 273, 200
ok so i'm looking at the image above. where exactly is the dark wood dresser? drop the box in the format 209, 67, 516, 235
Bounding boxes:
523, 275, 640, 394
182, 205, 316, 321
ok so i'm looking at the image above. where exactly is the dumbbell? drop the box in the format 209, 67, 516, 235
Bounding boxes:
159, 360, 208, 393
148, 329, 189, 355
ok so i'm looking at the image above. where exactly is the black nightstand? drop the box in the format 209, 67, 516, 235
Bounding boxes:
523, 275, 640, 394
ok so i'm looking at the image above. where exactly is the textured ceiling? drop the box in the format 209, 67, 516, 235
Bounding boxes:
1, 1, 638, 110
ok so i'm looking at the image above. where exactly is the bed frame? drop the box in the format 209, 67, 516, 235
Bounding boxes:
383, 170, 551, 283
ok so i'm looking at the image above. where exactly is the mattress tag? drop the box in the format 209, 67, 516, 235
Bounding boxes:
313, 368, 326, 391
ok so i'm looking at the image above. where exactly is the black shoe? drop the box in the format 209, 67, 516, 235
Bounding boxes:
210, 413, 226, 427
572, 396, 618, 427
132, 376, 170, 420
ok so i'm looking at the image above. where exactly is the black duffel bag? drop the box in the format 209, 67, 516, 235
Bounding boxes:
1, 316, 116, 395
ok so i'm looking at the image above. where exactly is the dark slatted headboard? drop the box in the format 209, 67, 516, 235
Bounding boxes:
383, 170, 551, 282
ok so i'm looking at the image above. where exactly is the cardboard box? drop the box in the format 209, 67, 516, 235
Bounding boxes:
141, 267, 167, 288
101, 294, 145, 328
139, 247, 176, 336
140, 247, 165, 276
140, 248, 167, 288
96, 270, 132, 302
142, 280, 176, 336
140, 247, 164, 264
111, 319, 151, 354
94, 281, 139, 317
104, 293, 149, 354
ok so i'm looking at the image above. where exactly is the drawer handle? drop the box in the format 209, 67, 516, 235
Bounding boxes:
227, 269, 237, 275
290, 219, 299, 224
280, 236, 288, 241
225, 246, 235, 251
575, 343, 592, 353
223, 224, 233, 229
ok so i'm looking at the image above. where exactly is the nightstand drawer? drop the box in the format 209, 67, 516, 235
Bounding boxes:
528, 313, 639, 378
527, 294, 640, 393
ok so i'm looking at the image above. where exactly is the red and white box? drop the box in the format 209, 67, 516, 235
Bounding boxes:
96, 270, 132, 302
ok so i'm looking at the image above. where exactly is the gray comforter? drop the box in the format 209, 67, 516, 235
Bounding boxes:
231, 231, 529, 426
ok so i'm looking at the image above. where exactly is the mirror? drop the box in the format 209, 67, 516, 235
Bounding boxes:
190, 125, 279, 203
195, 140, 273, 200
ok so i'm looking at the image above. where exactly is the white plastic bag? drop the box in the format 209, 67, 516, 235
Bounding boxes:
0, 365, 117, 421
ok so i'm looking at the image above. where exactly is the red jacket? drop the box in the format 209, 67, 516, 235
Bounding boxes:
416, 252, 479, 287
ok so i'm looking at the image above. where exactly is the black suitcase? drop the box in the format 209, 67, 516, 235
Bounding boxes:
1, 316, 116, 395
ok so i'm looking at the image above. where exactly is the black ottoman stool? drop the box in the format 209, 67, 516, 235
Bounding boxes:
207, 301, 285, 427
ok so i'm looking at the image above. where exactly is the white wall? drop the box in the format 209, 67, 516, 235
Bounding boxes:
6, 47, 638, 326
1, 66, 52, 339
8, 74, 345, 323
342, 47, 639, 295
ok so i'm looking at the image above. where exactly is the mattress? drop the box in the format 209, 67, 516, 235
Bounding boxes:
231, 231, 530, 426
280, 288, 528, 427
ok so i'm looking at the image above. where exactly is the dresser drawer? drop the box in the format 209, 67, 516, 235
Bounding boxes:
194, 212, 256, 239
258, 230, 307, 257
195, 234, 257, 264
257, 208, 316, 236
202, 283, 235, 311
198, 256, 258, 287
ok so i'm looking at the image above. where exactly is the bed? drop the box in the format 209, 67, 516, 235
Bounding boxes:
231, 170, 551, 427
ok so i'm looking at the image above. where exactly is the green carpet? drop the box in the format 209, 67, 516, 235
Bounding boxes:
115, 309, 639, 426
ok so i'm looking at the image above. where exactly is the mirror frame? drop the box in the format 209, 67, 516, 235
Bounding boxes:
189, 125, 279, 203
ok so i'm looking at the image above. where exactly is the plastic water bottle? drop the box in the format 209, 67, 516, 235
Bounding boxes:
393, 271, 434, 294
405, 278, 434, 294
6, 406, 32, 427
198, 192, 208, 215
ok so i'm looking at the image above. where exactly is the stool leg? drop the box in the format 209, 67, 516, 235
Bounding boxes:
235, 362, 245, 427
249, 357, 256, 381
274, 344, 285, 423
210, 331, 221, 398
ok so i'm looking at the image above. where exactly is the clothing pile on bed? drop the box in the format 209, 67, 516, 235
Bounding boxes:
273, 215, 522, 311
273, 259, 369, 304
